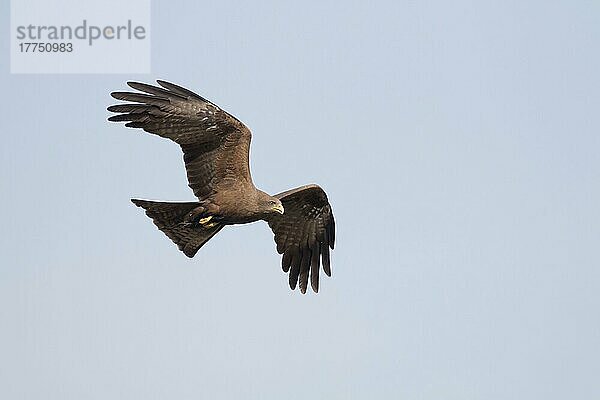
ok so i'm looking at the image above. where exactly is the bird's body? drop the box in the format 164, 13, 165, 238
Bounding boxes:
108, 80, 335, 293
216, 189, 278, 224
191, 188, 276, 225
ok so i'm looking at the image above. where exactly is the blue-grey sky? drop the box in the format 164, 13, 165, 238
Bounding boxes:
1, 1, 599, 398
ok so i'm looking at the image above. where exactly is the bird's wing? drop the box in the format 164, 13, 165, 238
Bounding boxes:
267, 184, 335, 293
108, 80, 253, 199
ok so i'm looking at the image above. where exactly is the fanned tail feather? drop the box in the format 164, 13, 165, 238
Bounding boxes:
131, 199, 224, 257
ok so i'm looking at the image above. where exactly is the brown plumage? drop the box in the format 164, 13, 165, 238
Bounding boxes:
108, 80, 335, 293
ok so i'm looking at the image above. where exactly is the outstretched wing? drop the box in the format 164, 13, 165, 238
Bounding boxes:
108, 80, 253, 199
267, 184, 335, 294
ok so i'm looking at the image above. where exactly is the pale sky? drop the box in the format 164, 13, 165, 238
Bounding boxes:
1, 1, 599, 398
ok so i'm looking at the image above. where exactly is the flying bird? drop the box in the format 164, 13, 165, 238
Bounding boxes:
107, 80, 335, 293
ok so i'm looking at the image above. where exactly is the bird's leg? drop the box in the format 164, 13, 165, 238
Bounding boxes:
184, 206, 206, 225
185, 202, 221, 229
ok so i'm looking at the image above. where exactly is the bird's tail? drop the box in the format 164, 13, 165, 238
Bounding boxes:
131, 199, 225, 258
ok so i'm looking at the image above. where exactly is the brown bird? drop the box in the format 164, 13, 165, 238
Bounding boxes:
108, 80, 335, 293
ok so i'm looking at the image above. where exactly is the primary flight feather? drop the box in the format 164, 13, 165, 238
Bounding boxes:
108, 80, 335, 293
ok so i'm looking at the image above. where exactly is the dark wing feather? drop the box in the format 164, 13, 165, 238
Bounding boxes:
108, 80, 253, 199
267, 184, 335, 294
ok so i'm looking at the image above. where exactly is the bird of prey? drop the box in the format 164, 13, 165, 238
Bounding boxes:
107, 80, 335, 293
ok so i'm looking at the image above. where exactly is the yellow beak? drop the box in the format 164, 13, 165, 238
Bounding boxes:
272, 203, 285, 214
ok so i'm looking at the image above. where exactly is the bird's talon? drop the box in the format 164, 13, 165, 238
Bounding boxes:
198, 215, 213, 225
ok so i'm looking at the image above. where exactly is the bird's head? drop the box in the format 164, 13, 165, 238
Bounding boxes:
267, 197, 285, 215
258, 191, 284, 216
